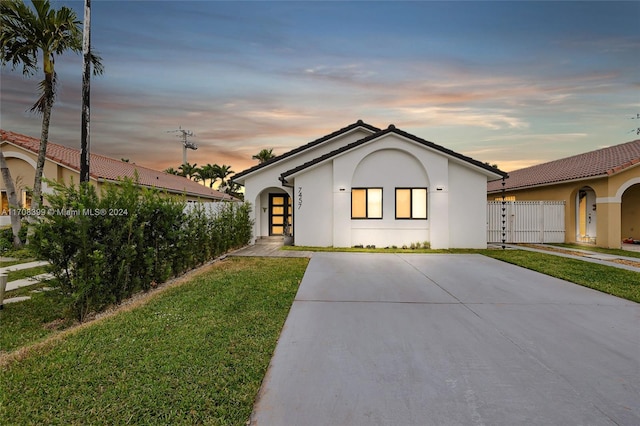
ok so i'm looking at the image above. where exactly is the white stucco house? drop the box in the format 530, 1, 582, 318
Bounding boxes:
232, 121, 507, 249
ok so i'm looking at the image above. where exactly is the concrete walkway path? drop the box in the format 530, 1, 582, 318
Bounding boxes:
507, 243, 640, 273
250, 252, 639, 426
229, 237, 313, 258
0, 260, 50, 275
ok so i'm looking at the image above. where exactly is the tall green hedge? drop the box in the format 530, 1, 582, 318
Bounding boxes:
31, 179, 252, 321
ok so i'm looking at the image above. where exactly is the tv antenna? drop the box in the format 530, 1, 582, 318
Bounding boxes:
167, 126, 197, 164
626, 113, 640, 136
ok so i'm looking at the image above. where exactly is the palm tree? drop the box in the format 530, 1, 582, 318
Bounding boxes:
178, 162, 199, 180
164, 167, 179, 175
0, 0, 104, 210
224, 181, 243, 200
213, 164, 235, 190
252, 148, 275, 163
197, 163, 218, 188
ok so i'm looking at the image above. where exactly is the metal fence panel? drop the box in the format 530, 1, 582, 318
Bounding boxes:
487, 201, 565, 243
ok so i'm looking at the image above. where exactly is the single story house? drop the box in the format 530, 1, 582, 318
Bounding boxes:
487, 139, 640, 249
232, 120, 507, 249
0, 129, 234, 224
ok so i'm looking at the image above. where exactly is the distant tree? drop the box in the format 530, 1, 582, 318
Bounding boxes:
121, 158, 130, 163
484, 162, 499, 169
197, 163, 218, 188
164, 167, 179, 175
252, 148, 275, 163
225, 181, 243, 200
0, 0, 104, 210
213, 164, 234, 190
178, 162, 199, 180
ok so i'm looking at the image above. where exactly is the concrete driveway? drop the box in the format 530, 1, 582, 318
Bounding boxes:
250, 252, 639, 426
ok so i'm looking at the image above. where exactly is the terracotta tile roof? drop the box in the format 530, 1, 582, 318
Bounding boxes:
487, 139, 640, 193
281, 124, 507, 181
0, 129, 235, 201
232, 120, 381, 182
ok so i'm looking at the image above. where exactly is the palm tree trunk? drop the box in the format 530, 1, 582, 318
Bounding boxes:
31, 94, 53, 211
0, 149, 22, 248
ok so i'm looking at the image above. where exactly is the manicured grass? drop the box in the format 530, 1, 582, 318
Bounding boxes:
0, 285, 73, 353
5, 264, 51, 282
0, 260, 26, 268
484, 249, 640, 303
0, 257, 308, 425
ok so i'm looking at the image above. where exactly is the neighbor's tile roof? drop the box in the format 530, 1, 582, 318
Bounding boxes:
0, 129, 234, 201
487, 139, 640, 193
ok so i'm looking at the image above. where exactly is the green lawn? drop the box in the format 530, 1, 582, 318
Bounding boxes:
1, 257, 308, 425
5, 265, 51, 283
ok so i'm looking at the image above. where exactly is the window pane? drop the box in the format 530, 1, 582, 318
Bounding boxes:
272, 206, 284, 215
272, 196, 285, 205
368, 188, 382, 218
272, 216, 284, 224
396, 189, 411, 218
272, 225, 284, 234
412, 189, 427, 219
352, 189, 366, 218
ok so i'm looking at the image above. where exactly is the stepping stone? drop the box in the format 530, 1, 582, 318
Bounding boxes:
6, 273, 55, 291
2, 296, 31, 305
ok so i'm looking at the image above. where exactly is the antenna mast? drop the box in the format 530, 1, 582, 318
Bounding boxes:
631, 113, 640, 136
167, 126, 197, 165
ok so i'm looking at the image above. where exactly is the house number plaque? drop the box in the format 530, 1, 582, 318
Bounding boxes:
298, 187, 302, 209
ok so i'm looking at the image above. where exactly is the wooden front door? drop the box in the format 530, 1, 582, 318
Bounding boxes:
269, 194, 292, 236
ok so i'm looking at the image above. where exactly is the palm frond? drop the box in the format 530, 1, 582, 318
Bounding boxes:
29, 71, 57, 114
0, 0, 39, 75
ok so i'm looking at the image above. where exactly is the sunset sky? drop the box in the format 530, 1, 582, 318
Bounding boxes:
2, 1, 639, 176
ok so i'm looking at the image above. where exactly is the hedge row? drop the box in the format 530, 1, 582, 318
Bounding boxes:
31, 179, 252, 321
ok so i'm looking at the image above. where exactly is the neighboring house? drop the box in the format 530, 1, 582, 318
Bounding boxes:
232, 120, 507, 249
487, 139, 640, 249
0, 129, 234, 225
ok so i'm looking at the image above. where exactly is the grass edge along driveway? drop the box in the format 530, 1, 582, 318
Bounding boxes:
0, 257, 308, 426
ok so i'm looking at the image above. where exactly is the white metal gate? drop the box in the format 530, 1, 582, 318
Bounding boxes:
487, 201, 565, 243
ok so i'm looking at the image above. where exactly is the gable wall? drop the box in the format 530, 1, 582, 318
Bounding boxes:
293, 162, 333, 246
330, 134, 442, 247
243, 127, 376, 241
449, 162, 490, 248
